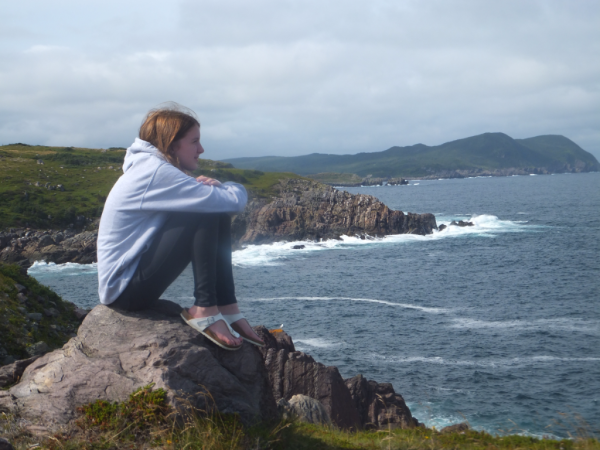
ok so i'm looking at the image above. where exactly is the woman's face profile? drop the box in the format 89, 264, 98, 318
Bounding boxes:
173, 125, 204, 171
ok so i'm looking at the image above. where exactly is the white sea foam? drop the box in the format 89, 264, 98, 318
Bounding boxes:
435, 214, 541, 238
244, 296, 449, 313
294, 338, 342, 349
233, 233, 429, 267
233, 214, 537, 267
374, 354, 600, 368
449, 317, 599, 334
28, 260, 98, 276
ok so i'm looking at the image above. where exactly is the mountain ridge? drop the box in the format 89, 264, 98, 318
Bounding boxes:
223, 133, 600, 178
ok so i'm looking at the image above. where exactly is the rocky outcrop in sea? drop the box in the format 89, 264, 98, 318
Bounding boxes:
232, 178, 437, 245
1, 179, 437, 267
0, 301, 418, 432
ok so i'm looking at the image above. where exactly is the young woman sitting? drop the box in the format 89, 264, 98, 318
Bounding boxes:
97, 104, 264, 350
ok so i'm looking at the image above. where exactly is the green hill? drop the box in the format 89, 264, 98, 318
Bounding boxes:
0, 143, 302, 230
223, 133, 600, 178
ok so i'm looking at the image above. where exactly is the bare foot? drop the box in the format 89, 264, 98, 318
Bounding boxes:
219, 304, 265, 345
187, 306, 243, 347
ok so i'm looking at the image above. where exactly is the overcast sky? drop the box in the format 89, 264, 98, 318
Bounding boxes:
1, 0, 599, 160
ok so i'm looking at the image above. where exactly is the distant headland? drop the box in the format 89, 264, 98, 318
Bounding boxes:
223, 132, 600, 182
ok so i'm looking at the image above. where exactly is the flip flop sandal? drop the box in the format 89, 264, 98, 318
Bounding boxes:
180, 310, 242, 351
223, 313, 266, 348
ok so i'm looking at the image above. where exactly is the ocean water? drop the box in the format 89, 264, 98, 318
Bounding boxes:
28, 172, 600, 437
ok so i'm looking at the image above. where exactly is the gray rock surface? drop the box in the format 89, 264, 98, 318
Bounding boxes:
287, 394, 332, 425
254, 327, 361, 429
0, 230, 97, 268
253, 328, 419, 431
345, 374, 418, 429
0, 301, 277, 426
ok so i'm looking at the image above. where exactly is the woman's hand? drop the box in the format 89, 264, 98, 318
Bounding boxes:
196, 175, 222, 187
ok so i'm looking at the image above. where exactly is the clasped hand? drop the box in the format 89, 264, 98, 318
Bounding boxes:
196, 175, 222, 187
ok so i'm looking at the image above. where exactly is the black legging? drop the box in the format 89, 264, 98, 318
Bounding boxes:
109, 212, 237, 311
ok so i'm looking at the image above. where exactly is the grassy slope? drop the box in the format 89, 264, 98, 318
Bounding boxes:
0, 263, 82, 362
2, 383, 596, 449
223, 133, 600, 177
0, 143, 303, 230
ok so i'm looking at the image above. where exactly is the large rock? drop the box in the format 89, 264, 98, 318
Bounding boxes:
255, 327, 361, 430
232, 179, 437, 245
0, 302, 419, 432
254, 327, 419, 431
0, 301, 277, 426
344, 374, 418, 429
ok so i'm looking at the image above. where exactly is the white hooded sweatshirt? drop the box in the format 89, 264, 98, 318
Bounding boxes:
97, 138, 247, 305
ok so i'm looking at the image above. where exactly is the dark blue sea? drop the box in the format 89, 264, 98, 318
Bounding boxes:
29, 172, 600, 438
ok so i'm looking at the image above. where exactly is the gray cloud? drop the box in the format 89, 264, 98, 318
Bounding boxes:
1, 0, 599, 160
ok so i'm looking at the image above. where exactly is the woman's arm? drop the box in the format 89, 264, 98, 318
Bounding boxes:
135, 163, 247, 213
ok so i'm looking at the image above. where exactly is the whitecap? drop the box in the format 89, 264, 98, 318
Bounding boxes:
233, 215, 540, 267
435, 214, 543, 238
244, 296, 449, 313
28, 261, 98, 276
233, 233, 436, 267
374, 354, 600, 368
449, 317, 599, 334
294, 338, 343, 349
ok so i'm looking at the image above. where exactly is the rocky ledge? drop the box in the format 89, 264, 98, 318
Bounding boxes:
0, 229, 97, 268
232, 178, 436, 245
0, 301, 418, 431
1, 179, 437, 266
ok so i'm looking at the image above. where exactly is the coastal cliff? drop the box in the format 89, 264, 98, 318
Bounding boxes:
1, 179, 437, 267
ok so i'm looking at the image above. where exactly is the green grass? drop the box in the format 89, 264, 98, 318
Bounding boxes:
1, 384, 597, 449
0, 263, 81, 363
0, 143, 305, 230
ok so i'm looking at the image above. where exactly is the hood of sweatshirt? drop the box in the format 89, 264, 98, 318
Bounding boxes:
123, 138, 165, 173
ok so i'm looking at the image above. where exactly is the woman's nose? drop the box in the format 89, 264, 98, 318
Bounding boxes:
198, 144, 204, 154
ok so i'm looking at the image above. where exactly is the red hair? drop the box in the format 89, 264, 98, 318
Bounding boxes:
139, 103, 200, 169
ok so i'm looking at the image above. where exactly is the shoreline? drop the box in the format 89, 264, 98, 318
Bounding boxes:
331, 169, 600, 186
